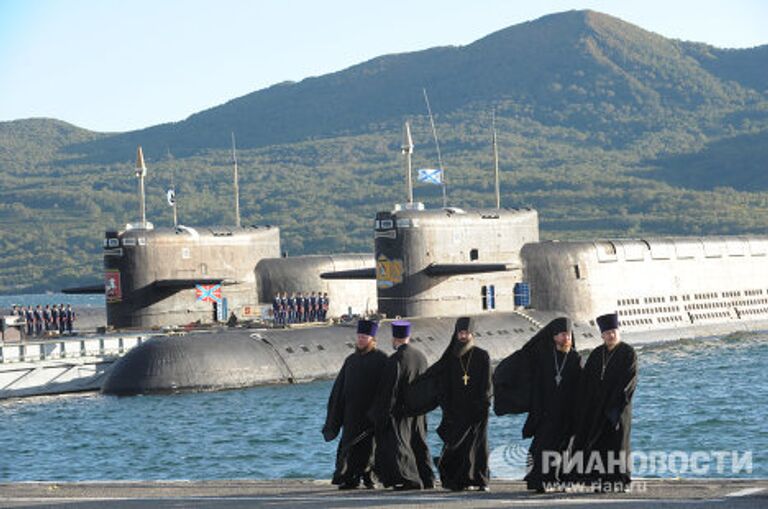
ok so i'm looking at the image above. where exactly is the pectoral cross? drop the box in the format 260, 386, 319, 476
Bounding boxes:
462, 374, 470, 386
555, 374, 562, 386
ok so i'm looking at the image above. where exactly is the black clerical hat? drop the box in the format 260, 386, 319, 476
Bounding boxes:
357, 319, 378, 336
596, 313, 620, 333
551, 317, 572, 335
454, 316, 474, 334
391, 320, 411, 339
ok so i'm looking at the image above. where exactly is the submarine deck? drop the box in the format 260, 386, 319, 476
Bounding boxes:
0, 479, 765, 508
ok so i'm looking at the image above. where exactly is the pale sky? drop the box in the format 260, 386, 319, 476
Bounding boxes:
0, 0, 765, 132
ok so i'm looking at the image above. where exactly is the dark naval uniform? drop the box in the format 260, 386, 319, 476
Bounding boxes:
34, 306, 43, 335
65, 306, 75, 334
309, 293, 318, 322
43, 306, 52, 332
272, 295, 281, 326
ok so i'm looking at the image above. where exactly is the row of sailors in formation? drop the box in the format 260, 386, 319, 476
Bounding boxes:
9, 304, 77, 336
324, 313, 637, 494
272, 291, 329, 325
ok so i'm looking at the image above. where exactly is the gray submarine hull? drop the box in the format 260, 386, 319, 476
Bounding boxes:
101, 311, 594, 395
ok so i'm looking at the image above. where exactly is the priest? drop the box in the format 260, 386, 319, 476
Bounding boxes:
322, 319, 389, 489
408, 316, 492, 491
372, 320, 435, 490
523, 317, 582, 492
571, 312, 637, 492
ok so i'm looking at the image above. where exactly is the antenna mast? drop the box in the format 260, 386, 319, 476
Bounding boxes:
492, 110, 501, 209
423, 88, 447, 207
402, 122, 414, 204
135, 146, 148, 227
170, 172, 178, 228
231, 132, 241, 228
166, 147, 178, 228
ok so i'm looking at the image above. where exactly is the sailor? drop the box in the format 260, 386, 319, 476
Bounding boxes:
34, 305, 44, 336
571, 312, 637, 493
372, 320, 435, 490
309, 291, 318, 322
51, 304, 60, 334
323, 319, 388, 489
407, 317, 492, 491
43, 304, 52, 332
65, 304, 76, 334
58, 304, 66, 334
24, 306, 34, 336
287, 292, 296, 324
280, 292, 288, 325
321, 292, 329, 321
296, 292, 307, 323
226, 311, 238, 328
20, 306, 25, 333
301, 292, 310, 322
494, 317, 581, 492
10, 304, 19, 316
272, 293, 282, 326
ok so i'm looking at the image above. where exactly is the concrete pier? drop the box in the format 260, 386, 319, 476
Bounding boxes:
0, 479, 765, 508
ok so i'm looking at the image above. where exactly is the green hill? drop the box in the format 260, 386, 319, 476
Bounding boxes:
1, 10, 767, 294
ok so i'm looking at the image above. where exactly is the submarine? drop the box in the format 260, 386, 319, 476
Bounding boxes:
94, 124, 768, 396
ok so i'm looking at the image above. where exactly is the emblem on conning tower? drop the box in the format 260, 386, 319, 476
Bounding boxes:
105, 270, 122, 303
376, 255, 404, 289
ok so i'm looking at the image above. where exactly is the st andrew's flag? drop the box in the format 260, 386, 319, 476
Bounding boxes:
417, 168, 443, 185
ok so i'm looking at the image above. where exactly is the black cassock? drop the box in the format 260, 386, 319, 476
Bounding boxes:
524, 339, 581, 489
322, 348, 388, 487
437, 345, 492, 490
372, 344, 435, 488
406, 327, 492, 491
572, 342, 637, 487
493, 318, 581, 489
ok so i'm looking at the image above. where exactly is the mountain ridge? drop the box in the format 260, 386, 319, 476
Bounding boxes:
41, 10, 766, 160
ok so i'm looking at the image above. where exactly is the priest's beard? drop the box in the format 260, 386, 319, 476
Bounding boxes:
453, 337, 474, 357
356, 341, 376, 354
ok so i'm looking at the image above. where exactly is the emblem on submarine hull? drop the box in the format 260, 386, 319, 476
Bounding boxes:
105, 270, 122, 303
377, 255, 403, 289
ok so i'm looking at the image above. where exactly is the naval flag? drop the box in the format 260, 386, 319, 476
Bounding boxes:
196, 284, 222, 303
166, 189, 176, 207
417, 168, 443, 185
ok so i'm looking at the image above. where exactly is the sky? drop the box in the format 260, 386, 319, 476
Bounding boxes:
0, 0, 766, 132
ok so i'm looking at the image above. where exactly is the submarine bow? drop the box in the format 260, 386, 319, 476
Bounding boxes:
101, 332, 287, 395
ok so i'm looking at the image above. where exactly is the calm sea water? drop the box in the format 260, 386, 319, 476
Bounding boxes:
0, 329, 765, 481
0, 293, 103, 309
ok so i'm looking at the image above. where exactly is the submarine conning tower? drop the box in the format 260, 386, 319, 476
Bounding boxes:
104, 224, 280, 328
521, 235, 768, 330
374, 205, 539, 318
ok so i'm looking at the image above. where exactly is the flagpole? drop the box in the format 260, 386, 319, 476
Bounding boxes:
231, 132, 241, 228
423, 88, 447, 208
492, 110, 501, 209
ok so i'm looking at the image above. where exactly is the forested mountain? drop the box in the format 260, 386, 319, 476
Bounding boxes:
1, 10, 767, 293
